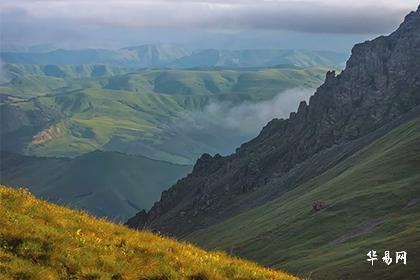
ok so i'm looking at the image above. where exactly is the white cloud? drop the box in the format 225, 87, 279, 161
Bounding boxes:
180, 88, 314, 136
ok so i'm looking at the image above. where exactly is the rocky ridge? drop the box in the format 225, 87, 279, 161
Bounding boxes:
127, 6, 420, 236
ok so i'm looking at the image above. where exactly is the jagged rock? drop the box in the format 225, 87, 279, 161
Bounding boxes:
192, 153, 224, 176
126, 6, 420, 237
324, 70, 336, 85
125, 210, 148, 229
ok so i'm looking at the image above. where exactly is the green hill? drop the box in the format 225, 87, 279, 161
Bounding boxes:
1, 67, 328, 164
4, 64, 131, 79
186, 110, 420, 279
0, 151, 191, 221
0, 64, 133, 99
0, 185, 296, 280
104, 68, 324, 96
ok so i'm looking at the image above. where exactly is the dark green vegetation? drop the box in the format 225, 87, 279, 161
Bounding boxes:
187, 112, 420, 279
1, 66, 328, 164
127, 7, 420, 279
0, 151, 191, 221
0, 186, 297, 280
1, 44, 347, 68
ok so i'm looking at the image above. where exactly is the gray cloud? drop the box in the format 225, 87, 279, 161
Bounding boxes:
0, 1, 418, 34
0, 1, 418, 51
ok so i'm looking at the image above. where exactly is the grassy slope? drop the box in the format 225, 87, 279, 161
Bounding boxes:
0, 67, 327, 99
105, 68, 326, 96
186, 115, 420, 279
21, 88, 201, 163
0, 64, 132, 99
0, 186, 296, 280
0, 151, 191, 221
1, 67, 327, 163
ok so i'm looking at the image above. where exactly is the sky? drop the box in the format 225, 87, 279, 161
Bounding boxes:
0, 0, 418, 51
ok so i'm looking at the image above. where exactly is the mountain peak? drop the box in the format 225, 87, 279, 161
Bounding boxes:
127, 7, 420, 236
393, 5, 420, 35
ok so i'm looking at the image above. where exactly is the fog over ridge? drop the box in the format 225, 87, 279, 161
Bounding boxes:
175, 88, 315, 143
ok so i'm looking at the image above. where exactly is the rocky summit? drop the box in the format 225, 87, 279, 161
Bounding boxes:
127, 6, 420, 237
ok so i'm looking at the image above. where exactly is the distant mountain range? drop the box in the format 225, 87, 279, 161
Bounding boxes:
168, 49, 347, 68
4, 63, 131, 80
127, 6, 420, 279
0, 150, 191, 221
0, 44, 348, 68
0, 66, 328, 164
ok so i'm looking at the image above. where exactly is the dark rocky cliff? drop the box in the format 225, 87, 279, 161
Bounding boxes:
127, 6, 420, 236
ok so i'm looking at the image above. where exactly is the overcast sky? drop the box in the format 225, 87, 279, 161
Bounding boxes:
1, 0, 418, 51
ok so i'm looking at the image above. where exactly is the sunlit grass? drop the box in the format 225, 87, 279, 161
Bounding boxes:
0, 186, 297, 280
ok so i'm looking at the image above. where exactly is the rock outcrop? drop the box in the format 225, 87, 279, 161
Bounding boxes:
126, 6, 420, 237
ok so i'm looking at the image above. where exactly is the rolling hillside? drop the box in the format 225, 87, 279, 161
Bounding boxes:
126, 7, 420, 279
1, 67, 328, 163
4, 64, 131, 80
0, 186, 296, 280
0, 151, 191, 221
187, 110, 420, 279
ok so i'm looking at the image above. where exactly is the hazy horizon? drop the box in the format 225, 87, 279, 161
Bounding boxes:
1, 1, 419, 52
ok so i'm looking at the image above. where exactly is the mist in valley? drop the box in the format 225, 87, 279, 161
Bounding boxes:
169, 88, 315, 156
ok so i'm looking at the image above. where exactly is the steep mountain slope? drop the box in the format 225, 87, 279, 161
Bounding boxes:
0, 45, 347, 68
126, 6, 420, 278
187, 110, 420, 279
0, 151, 191, 221
0, 186, 296, 280
1, 67, 327, 163
127, 5, 420, 233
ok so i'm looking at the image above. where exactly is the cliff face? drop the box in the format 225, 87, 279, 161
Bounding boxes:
127, 6, 420, 236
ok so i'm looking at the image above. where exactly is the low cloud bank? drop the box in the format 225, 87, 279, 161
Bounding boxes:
183, 88, 314, 136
